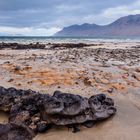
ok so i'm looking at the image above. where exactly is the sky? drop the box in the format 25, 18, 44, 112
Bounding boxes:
0, 0, 140, 36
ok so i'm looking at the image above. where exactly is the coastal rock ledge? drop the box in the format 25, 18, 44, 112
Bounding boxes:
0, 86, 116, 140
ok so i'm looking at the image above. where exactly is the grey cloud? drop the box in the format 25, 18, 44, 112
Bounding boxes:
0, 0, 138, 35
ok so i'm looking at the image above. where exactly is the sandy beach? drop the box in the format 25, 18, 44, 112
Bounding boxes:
0, 41, 140, 140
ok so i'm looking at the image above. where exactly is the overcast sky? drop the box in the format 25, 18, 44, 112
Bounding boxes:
0, 0, 140, 36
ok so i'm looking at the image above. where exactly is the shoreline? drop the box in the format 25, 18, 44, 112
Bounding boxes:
0, 41, 140, 140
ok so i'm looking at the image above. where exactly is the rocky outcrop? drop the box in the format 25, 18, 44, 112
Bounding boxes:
0, 87, 38, 112
0, 42, 46, 49
0, 123, 35, 140
0, 86, 116, 139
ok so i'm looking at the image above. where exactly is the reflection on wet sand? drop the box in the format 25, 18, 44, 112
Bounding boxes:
34, 95, 140, 140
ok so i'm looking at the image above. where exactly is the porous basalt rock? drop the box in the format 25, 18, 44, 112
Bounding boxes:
0, 86, 38, 112
0, 42, 46, 50
0, 86, 116, 139
50, 43, 89, 49
0, 123, 35, 140
42, 92, 116, 125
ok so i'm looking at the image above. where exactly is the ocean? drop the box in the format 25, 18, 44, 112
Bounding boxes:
0, 36, 140, 44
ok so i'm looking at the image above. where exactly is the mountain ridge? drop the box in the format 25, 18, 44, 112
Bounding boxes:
54, 14, 140, 37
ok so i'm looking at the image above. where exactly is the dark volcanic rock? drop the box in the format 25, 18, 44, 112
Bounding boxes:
0, 86, 116, 139
36, 121, 52, 133
0, 86, 38, 112
50, 43, 89, 49
43, 92, 116, 125
52, 90, 89, 115
0, 123, 35, 140
0, 42, 46, 50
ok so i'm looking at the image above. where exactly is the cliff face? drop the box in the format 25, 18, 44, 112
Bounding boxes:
55, 14, 140, 37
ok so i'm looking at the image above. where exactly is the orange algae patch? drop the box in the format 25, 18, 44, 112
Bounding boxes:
1, 63, 15, 69
35, 71, 78, 86
108, 83, 126, 91
15, 69, 79, 86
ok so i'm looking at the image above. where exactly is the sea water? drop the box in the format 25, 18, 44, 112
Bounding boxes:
0, 36, 140, 44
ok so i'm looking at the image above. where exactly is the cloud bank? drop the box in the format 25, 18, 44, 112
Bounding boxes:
0, 0, 139, 36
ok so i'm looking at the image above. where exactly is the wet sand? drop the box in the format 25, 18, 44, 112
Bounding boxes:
35, 96, 140, 140
0, 42, 140, 140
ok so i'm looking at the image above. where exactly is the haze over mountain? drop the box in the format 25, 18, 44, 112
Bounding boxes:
55, 14, 140, 37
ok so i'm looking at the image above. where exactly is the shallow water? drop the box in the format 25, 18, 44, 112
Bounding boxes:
0, 36, 140, 44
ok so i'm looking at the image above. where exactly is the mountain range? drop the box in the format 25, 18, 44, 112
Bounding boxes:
54, 14, 140, 37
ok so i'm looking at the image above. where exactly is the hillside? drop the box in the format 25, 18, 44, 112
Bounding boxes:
55, 14, 140, 37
